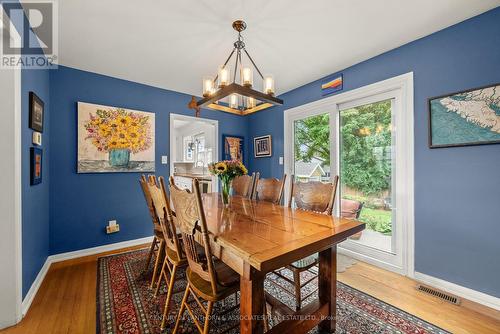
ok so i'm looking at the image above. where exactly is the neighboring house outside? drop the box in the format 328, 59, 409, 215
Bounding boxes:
294, 160, 327, 181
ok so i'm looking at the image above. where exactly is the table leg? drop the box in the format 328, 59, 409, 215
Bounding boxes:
240, 262, 265, 334
318, 245, 337, 333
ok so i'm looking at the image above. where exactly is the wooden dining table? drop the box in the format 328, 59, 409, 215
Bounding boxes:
199, 193, 365, 334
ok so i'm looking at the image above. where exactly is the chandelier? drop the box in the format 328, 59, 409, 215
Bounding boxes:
192, 20, 283, 116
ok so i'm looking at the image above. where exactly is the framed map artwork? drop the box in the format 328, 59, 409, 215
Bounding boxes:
429, 83, 500, 148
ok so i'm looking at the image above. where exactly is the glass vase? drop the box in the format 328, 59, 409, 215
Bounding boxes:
221, 178, 231, 207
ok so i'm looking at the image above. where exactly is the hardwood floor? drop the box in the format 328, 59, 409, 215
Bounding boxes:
339, 262, 500, 334
2, 245, 499, 334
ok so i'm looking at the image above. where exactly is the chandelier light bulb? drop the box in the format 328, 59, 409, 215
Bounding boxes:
218, 67, 230, 87
247, 97, 256, 108
202, 77, 214, 97
241, 66, 253, 87
229, 94, 238, 109
264, 75, 275, 95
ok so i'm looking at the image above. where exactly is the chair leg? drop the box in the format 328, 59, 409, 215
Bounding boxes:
293, 268, 302, 311
160, 263, 178, 330
150, 240, 164, 289
144, 236, 157, 272
154, 256, 169, 297
173, 285, 190, 334
203, 301, 214, 334
263, 292, 269, 332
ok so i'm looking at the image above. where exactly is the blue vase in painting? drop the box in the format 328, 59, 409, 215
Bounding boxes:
109, 149, 130, 167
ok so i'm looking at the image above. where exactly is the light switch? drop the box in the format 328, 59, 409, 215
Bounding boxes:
161, 155, 168, 164
279, 156, 284, 165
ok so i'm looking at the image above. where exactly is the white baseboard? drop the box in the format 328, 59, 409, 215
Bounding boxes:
21, 236, 153, 317
414, 272, 500, 311
48, 236, 153, 263
21, 257, 50, 316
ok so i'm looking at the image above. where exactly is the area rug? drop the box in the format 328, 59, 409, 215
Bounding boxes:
97, 249, 449, 334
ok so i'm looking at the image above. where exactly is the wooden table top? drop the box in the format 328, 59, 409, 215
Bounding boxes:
201, 193, 365, 273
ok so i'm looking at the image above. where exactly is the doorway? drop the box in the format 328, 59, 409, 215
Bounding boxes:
169, 114, 219, 193
284, 73, 414, 276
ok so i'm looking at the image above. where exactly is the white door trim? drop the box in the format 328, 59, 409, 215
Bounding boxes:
284, 72, 414, 277
14, 48, 22, 323
0, 13, 23, 327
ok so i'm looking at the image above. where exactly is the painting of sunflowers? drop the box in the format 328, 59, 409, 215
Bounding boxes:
77, 102, 155, 173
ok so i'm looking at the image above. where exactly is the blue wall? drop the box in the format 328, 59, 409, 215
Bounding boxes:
248, 8, 500, 297
21, 69, 50, 298
48, 66, 248, 254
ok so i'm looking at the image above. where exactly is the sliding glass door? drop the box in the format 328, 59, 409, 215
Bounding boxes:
285, 74, 414, 275
339, 99, 395, 254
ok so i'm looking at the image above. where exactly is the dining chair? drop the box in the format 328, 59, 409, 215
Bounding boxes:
139, 174, 165, 288
270, 175, 339, 311
253, 173, 286, 204
231, 172, 257, 198
341, 198, 364, 239
145, 175, 187, 330
170, 177, 240, 334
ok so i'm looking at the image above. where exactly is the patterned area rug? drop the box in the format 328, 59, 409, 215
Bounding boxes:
97, 249, 449, 334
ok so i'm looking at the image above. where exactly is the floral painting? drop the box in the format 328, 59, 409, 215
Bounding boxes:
77, 102, 155, 173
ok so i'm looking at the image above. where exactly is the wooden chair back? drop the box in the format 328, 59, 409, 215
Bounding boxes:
231, 173, 254, 198
254, 174, 286, 204
146, 176, 183, 258
169, 176, 218, 296
139, 175, 161, 231
288, 175, 339, 215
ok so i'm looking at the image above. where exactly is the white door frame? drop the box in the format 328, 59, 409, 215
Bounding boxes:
169, 113, 219, 191
284, 72, 414, 277
0, 16, 23, 328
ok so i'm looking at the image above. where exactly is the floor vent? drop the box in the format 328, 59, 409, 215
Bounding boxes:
416, 284, 461, 305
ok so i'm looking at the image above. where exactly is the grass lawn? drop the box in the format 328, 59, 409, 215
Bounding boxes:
358, 207, 392, 236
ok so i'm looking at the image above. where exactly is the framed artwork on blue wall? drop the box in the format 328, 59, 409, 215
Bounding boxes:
321, 74, 343, 96
77, 102, 155, 173
30, 147, 43, 185
29, 92, 44, 132
254, 135, 272, 157
222, 134, 244, 163
428, 82, 500, 148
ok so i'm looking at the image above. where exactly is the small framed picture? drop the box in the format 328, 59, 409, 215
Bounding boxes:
223, 134, 244, 163
30, 147, 43, 185
254, 135, 272, 158
321, 74, 343, 96
32, 131, 42, 146
29, 92, 44, 132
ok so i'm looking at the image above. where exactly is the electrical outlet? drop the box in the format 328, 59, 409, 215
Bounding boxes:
161, 155, 168, 164
279, 156, 284, 165
106, 220, 120, 234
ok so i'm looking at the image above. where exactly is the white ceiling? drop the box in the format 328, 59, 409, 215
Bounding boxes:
58, 1, 499, 96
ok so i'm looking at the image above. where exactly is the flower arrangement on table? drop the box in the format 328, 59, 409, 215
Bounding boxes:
84, 108, 152, 166
208, 160, 248, 206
